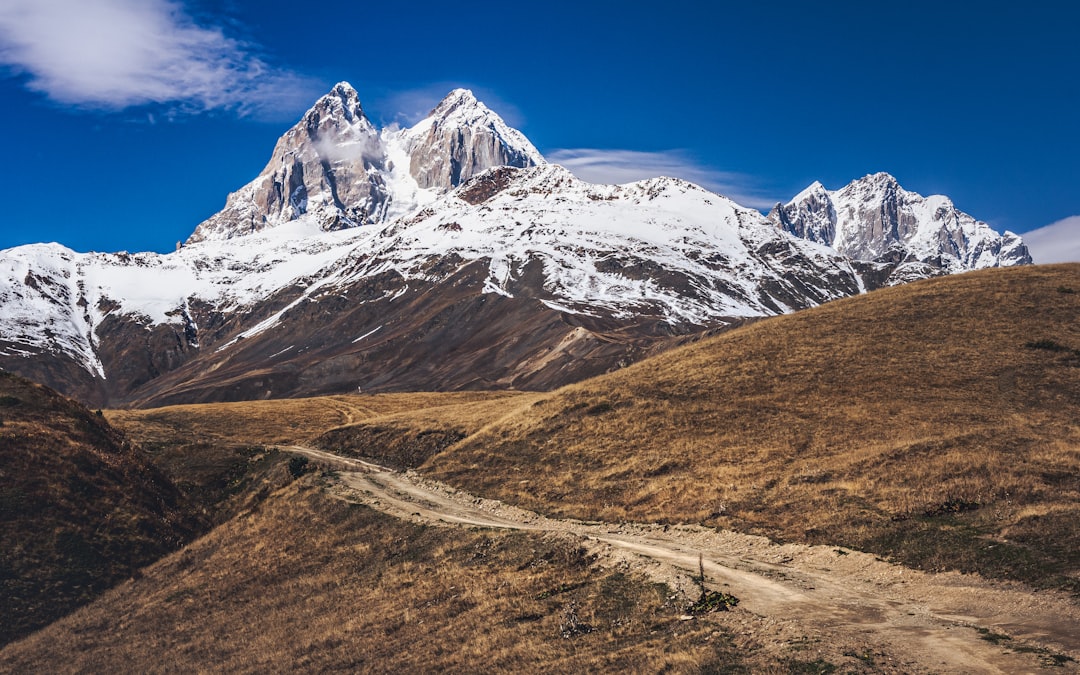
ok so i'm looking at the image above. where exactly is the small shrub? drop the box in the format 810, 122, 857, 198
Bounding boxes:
1057, 286, 1075, 294
975, 627, 1011, 645
924, 498, 981, 517
288, 456, 310, 478
1025, 339, 1068, 352
687, 590, 739, 614
584, 402, 613, 416
687, 554, 739, 614
0, 395, 21, 407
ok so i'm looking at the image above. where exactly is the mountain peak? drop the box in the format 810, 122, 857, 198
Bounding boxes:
433, 87, 479, 111
305, 81, 365, 124
187, 83, 547, 242
331, 80, 358, 96
790, 180, 829, 203
424, 88, 500, 127
187, 81, 383, 243
403, 89, 544, 190
850, 172, 901, 192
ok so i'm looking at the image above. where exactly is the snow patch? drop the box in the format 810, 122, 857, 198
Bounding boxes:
352, 325, 382, 344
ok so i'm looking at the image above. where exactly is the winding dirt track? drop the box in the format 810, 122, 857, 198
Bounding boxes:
283, 445, 1080, 673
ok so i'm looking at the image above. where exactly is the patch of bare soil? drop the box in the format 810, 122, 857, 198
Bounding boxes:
286, 445, 1080, 674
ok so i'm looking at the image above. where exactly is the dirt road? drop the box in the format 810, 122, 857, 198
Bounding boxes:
282, 445, 1080, 673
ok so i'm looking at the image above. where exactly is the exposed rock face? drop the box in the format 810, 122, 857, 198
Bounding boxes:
769, 172, 1032, 281
189, 83, 389, 243
769, 181, 836, 246
401, 88, 544, 189
187, 83, 544, 244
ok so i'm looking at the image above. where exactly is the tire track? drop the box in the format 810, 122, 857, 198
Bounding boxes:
280, 445, 1080, 673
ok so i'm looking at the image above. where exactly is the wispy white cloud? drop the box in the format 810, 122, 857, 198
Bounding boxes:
1022, 216, 1080, 264
372, 82, 526, 128
546, 148, 778, 210
0, 0, 322, 119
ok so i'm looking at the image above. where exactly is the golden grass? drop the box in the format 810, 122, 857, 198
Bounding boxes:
13, 267, 1078, 670
107, 390, 532, 448
106, 391, 540, 516
0, 465, 770, 673
98, 265, 1080, 592
424, 264, 1080, 590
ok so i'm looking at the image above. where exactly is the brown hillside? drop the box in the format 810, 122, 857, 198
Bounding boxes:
0, 468, 778, 674
107, 391, 533, 449
426, 264, 1080, 590
107, 392, 538, 513
0, 372, 203, 647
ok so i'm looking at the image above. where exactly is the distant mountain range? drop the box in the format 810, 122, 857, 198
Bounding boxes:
767, 173, 1030, 283
0, 83, 1031, 407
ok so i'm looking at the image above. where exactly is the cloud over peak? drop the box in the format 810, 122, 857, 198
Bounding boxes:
0, 0, 321, 119
547, 148, 778, 210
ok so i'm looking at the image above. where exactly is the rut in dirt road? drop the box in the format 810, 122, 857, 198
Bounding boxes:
281, 445, 1080, 674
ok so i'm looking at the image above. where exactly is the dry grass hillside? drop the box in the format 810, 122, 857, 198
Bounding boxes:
0, 372, 203, 647
0, 464, 797, 674
426, 264, 1080, 591
6, 265, 1077, 672
107, 391, 535, 516
107, 391, 531, 447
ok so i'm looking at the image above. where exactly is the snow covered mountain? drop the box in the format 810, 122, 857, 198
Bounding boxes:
0, 84, 1031, 407
768, 173, 1031, 284
187, 83, 543, 243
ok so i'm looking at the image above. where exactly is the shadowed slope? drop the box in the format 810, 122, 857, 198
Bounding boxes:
0, 373, 202, 646
426, 264, 1080, 589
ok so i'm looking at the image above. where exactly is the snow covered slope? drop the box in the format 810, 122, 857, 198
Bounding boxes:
0, 85, 1032, 406
366, 165, 863, 321
769, 173, 1031, 283
0, 163, 868, 405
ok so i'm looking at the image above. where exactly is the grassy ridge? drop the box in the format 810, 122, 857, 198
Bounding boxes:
425, 264, 1080, 590
107, 391, 530, 448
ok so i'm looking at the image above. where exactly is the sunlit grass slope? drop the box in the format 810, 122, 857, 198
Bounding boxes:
426, 264, 1080, 590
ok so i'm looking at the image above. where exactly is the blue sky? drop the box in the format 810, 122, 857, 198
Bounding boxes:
0, 0, 1077, 261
